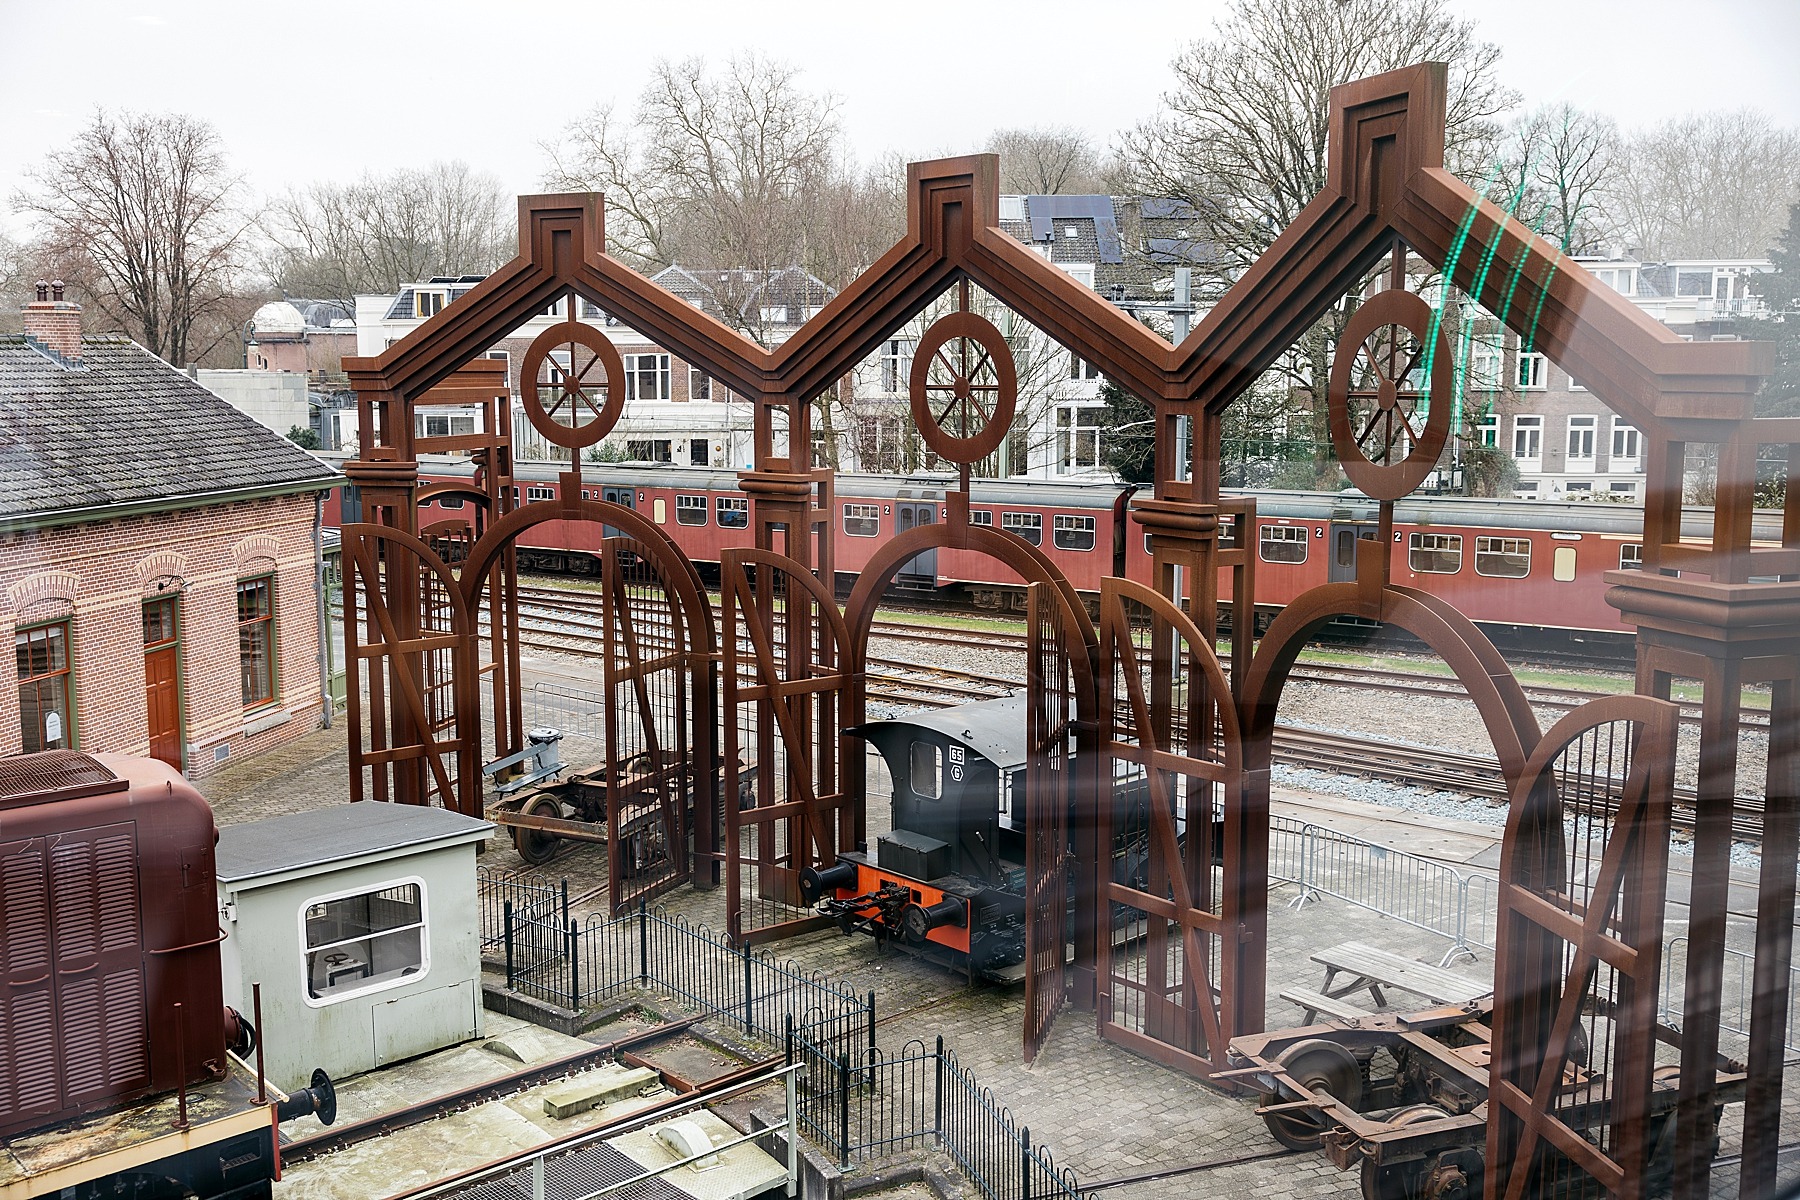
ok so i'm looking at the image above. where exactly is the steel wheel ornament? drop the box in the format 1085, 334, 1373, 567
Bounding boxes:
1327, 289, 1453, 501
520, 320, 625, 449
909, 311, 1018, 464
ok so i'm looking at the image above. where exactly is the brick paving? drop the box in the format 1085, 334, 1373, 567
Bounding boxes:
203, 708, 1797, 1199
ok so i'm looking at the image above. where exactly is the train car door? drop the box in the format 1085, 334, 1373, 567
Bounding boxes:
601, 486, 636, 540
1327, 523, 1375, 584
896, 503, 937, 586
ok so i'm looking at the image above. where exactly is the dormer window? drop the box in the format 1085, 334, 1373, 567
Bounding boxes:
415, 291, 446, 319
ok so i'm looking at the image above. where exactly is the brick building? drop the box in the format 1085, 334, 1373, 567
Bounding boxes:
0, 283, 340, 775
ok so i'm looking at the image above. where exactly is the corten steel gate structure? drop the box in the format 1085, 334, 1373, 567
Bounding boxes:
337, 61, 1796, 1196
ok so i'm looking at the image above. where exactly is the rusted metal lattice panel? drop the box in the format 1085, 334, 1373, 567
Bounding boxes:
1023, 582, 1074, 1062
341, 525, 480, 815
1486, 697, 1684, 1200
1096, 577, 1240, 1078
722, 548, 850, 945
599, 536, 694, 914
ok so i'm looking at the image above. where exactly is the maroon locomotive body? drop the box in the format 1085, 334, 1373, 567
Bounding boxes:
0, 750, 226, 1139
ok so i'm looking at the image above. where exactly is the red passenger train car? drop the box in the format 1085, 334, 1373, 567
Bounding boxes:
322, 454, 1779, 641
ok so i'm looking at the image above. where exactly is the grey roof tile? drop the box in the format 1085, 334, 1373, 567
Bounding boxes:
0, 335, 339, 522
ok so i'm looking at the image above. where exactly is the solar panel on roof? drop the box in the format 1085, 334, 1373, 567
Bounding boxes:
1024, 196, 1123, 264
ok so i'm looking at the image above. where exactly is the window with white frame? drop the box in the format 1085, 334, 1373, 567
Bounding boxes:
1259, 524, 1308, 564
1611, 419, 1642, 470
1056, 406, 1103, 473
417, 411, 477, 440
1468, 341, 1502, 390
969, 510, 993, 526
525, 486, 555, 503
716, 496, 748, 528
880, 340, 912, 394
844, 503, 881, 537
624, 354, 672, 402
1053, 514, 1096, 551
1619, 543, 1643, 570
1512, 415, 1543, 462
1476, 414, 1499, 448
302, 879, 427, 1004
1566, 415, 1597, 463
675, 494, 708, 526
1475, 536, 1532, 578
1408, 532, 1462, 574
415, 290, 446, 319
1002, 512, 1042, 546
1516, 352, 1547, 390
689, 367, 711, 401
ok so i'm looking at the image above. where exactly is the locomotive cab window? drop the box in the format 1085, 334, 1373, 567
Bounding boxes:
675, 494, 708, 526
1258, 524, 1308, 564
844, 503, 881, 537
717, 496, 749, 529
1474, 536, 1531, 578
1407, 532, 1462, 574
910, 741, 942, 800
1053, 514, 1096, 551
301, 878, 428, 1005
1001, 512, 1042, 546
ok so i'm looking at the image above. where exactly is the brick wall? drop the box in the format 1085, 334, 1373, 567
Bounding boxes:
0, 492, 326, 777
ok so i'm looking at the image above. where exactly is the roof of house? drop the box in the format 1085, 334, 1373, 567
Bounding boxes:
0, 334, 340, 524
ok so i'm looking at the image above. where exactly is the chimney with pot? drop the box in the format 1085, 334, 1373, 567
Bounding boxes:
22, 279, 82, 363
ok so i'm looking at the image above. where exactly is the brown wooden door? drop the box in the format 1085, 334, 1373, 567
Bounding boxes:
143, 599, 181, 770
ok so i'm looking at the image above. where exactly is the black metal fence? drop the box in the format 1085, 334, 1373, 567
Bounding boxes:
478, 871, 1095, 1200
477, 866, 566, 954
785, 1023, 1096, 1200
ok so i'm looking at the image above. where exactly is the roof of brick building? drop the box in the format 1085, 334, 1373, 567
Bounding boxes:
0, 334, 339, 523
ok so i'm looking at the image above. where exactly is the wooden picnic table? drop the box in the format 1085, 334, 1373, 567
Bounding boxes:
1309, 941, 1492, 1011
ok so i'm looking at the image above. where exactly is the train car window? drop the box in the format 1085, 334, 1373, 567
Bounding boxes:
1002, 512, 1043, 546
1552, 546, 1578, 582
717, 497, 749, 529
653, 498, 666, 524
438, 495, 466, 509
1407, 532, 1462, 573
910, 741, 942, 800
844, 503, 881, 537
676, 494, 708, 526
1619, 543, 1643, 570
1474, 536, 1531, 578
1053, 514, 1096, 551
1258, 524, 1308, 564
526, 486, 555, 503
970, 510, 993, 526
302, 878, 428, 1005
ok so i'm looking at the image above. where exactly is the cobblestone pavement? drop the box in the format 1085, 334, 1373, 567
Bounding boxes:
202, 713, 1797, 1199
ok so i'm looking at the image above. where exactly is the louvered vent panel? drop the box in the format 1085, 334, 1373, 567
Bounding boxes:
0, 992, 60, 1121
57, 977, 106, 1099
0, 842, 49, 975
100, 969, 148, 1088
50, 838, 99, 960
0, 750, 115, 801
94, 831, 141, 952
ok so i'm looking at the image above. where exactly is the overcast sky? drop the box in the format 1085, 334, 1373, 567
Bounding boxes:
3, 0, 1797, 237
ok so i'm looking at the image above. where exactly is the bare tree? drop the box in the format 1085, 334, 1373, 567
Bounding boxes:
1614, 110, 1800, 259
1114, 0, 1514, 486
266, 160, 512, 307
1490, 103, 1621, 253
985, 126, 1106, 195
11, 109, 256, 365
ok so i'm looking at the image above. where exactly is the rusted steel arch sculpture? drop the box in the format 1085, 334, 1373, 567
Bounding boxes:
1237, 578, 1541, 1037
842, 520, 1104, 1015
340, 523, 483, 815
455, 496, 721, 898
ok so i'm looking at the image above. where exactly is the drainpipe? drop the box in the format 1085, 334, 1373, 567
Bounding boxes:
313, 492, 332, 728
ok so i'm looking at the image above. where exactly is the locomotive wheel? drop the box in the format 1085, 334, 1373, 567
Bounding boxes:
513, 794, 563, 866
1263, 1038, 1363, 1150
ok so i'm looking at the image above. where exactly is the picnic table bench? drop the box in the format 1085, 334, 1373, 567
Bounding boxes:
1310, 941, 1491, 1011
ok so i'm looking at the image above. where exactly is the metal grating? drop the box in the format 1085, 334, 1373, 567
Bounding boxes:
455, 1141, 693, 1200
0, 750, 121, 808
